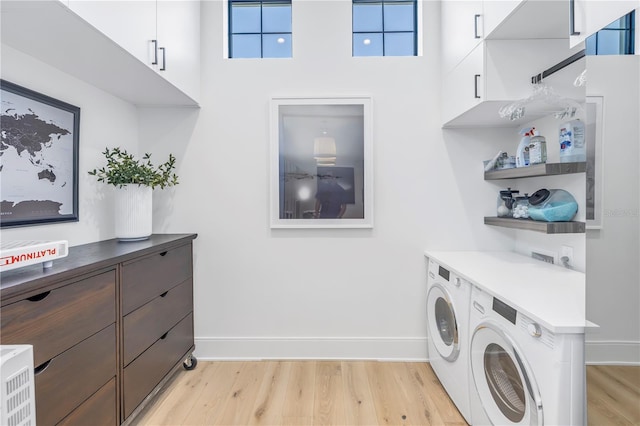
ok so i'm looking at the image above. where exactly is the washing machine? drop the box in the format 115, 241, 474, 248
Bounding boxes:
426, 258, 472, 424
468, 284, 586, 426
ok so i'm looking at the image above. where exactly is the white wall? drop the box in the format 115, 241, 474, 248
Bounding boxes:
139, 0, 512, 360
0, 44, 140, 245
585, 55, 640, 365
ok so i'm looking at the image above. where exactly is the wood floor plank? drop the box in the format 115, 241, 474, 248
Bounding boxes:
341, 361, 379, 426
180, 361, 245, 425
587, 365, 640, 425
391, 362, 462, 426
312, 361, 346, 426
365, 361, 412, 425
282, 361, 316, 426
414, 362, 467, 425
213, 361, 270, 425
597, 365, 640, 395
248, 361, 292, 426
136, 361, 219, 425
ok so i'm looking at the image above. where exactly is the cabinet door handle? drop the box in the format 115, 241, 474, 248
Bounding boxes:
34, 360, 52, 376
474, 14, 481, 39
159, 251, 168, 257
159, 47, 166, 71
570, 0, 580, 35
160, 290, 169, 298
27, 291, 51, 302
474, 74, 481, 99
160, 331, 169, 340
151, 39, 158, 65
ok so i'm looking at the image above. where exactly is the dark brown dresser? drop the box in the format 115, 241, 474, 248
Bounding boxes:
0, 233, 197, 425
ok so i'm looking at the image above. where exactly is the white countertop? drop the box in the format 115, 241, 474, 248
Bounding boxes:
424, 250, 594, 334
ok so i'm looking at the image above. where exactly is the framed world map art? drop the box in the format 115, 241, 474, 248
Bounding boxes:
1, 80, 80, 227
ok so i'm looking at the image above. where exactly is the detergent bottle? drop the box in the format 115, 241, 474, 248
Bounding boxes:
516, 127, 533, 168
559, 119, 586, 163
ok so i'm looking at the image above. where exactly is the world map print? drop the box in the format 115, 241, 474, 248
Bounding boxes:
1, 84, 78, 226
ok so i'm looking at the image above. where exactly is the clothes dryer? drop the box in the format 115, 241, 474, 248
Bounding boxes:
426, 258, 472, 424
468, 284, 586, 426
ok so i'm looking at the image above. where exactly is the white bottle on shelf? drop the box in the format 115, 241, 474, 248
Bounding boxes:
516, 127, 533, 168
559, 119, 586, 163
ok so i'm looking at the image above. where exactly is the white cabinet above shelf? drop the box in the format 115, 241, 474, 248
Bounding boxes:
0, 0, 199, 107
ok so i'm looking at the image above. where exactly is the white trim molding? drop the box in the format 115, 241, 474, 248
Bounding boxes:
586, 340, 640, 365
194, 337, 428, 362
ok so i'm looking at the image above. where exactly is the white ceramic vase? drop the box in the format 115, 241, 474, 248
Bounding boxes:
114, 184, 152, 241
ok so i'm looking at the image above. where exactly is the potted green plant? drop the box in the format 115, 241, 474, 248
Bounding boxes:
89, 147, 179, 241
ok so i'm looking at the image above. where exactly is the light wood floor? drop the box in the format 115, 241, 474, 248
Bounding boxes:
135, 361, 466, 425
587, 365, 640, 425
135, 362, 640, 426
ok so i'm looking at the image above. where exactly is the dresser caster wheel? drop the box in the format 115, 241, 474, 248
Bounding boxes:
183, 354, 197, 370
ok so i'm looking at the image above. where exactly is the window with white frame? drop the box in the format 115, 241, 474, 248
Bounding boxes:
352, 0, 417, 57
229, 0, 292, 58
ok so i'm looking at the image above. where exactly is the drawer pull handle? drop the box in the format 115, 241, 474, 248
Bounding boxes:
160, 331, 169, 340
160, 291, 169, 298
34, 360, 52, 375
27, 291, 51, 302
159, 251, 168, 257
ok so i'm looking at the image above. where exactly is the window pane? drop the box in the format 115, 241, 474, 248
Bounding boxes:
585, 35, 597, 55
384, 2, 414, 31
231, 34, 262, 58
603, 16, 627, 30
263, 33, 292, 57
384, 32, 414, 56
353, 3, 383, 32
231, 2, 261, 33
263, 3, 291, 33
596, 30, 625, 55
353, 33, 383, 56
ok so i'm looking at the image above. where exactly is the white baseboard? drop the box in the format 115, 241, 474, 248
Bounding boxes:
586, 340, 640, 365
193, 337, 429, 362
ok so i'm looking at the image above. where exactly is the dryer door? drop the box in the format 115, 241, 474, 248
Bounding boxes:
427, 283, 459, 362
470, 321, 543, 425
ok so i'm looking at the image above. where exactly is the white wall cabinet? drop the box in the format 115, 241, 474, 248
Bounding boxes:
68, 1, 156, 70
1, 0, 199, 106
442, 39, 576, 127
441, 0, 484, 73
156, 1, 201, 103
569, 0, 639, 48
67, 0, 200, 103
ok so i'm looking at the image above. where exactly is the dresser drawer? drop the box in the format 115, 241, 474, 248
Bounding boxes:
123, 313, 194, 419
1, 270, 116, 367
121, 243, 192, 315
123, 278, 193, 366
35, 324, 116, 426
57, 377, 117, 426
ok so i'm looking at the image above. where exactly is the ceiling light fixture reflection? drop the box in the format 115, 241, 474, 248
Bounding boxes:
277, 37, 285, 44
363, 38, 371, 45
313, 136, 337, 166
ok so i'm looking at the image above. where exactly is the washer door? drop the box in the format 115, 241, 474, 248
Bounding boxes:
427, 283, 459, 362
470, 322, 543, 425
